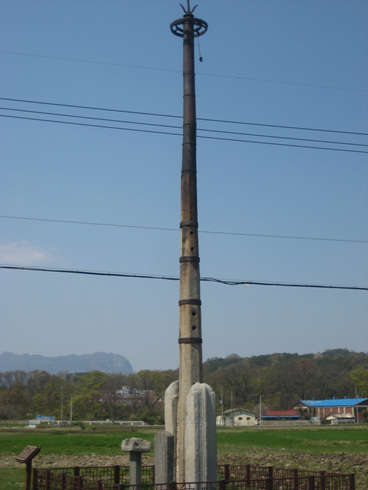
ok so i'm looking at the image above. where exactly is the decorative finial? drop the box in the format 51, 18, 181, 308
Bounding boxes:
171, 2, 207, 38
180, 1, 198, 14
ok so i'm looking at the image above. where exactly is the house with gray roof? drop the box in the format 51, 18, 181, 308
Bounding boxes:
216, 408, 256, 427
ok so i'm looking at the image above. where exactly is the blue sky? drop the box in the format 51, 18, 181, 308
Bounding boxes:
1, 0, 367, 372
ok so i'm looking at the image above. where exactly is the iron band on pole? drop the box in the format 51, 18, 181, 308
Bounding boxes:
178, 337, 203, 344
179, 256, 200, 263
178, 299, 202, 306
180, 220, 198, 228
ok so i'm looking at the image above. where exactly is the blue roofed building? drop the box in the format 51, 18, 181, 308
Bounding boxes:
293, 397, 368, 423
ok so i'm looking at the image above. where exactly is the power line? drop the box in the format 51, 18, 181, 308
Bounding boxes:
0, 97, 183, 120
1, 107, 181, 131
200, 116, 368, 137
1, 97, 367, 136
2, 107, 367, 148
1, 265, 367, 291
2, 114, 367, 154
1, 215, 367, 244
1, 52, 367, 93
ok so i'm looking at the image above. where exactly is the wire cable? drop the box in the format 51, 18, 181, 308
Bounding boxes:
1, 52, 367, 93
2, 114, 367, 154
1, 265, 367, 291
1, 215, 367, 244
2, 107, 367, 148
1, 97, 367, 136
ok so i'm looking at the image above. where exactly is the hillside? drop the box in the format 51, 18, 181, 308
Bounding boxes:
0, 352, 133, 375
203, 348, 368, 411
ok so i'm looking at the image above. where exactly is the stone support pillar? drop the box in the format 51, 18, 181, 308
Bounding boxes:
154, 431, 175, 485
121, 438, 150, 485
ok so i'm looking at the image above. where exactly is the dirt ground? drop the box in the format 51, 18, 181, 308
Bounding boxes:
1, 451, 367, 488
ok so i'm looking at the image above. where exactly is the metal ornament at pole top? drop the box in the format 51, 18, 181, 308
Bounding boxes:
170, 0, 208, 38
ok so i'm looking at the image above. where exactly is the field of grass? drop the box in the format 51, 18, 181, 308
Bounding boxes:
0, 424, 367, 489
0, 426, 157, 457
217, 425, 368, 455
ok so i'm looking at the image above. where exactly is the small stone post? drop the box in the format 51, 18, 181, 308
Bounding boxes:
121, 438, 151, 485
154, 431, 175, 485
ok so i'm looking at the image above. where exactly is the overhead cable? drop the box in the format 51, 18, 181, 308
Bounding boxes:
2, 114, 367, 154
1, 97, 367, 136
1, 265, 367, 291
1, 52, 367, 93
2, 107, 367, 148
1, 215, 367, 244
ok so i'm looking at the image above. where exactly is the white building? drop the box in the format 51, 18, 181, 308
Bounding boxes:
216, 408, 256, 427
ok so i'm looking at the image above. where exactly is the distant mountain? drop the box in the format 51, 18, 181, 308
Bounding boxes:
0, 352, 133, 375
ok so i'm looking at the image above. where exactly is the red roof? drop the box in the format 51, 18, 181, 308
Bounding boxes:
264, 409, 299, 417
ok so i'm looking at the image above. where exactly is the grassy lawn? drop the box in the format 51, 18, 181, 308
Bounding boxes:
0, 425, 157, 489
217, 425, 368, 455
0, 426, 156, 457
0, 424, 367, 489
0, 468, 24, 490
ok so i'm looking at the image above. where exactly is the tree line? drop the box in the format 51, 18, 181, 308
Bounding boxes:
0, 349, 367, 424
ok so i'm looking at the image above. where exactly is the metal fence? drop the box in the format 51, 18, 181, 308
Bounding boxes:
217, 465, 355, 488
32, 464, 355, 490
33, 466, 154, 489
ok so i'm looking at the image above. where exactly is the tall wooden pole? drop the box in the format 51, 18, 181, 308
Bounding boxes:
171, 1, 208, 482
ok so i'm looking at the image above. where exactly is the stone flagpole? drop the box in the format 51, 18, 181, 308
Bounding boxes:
170, 1, 210, 483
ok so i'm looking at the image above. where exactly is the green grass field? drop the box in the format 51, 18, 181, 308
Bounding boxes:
0, 424, 367, 489
0, 427, 156, 456
217, 425, 368, 454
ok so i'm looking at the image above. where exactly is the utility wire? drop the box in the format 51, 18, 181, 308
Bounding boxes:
1, 265, 367, 291
1, 52, 367, 93
2, 107, 367, 148
1, 215, 367, 244
2, 114, 367, 154
1, 97, 367, 136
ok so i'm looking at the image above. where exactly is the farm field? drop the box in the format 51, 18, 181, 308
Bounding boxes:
0, 424, 367, 489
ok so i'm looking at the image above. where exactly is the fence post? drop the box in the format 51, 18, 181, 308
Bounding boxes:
74, 466, 80, 477
114, 465, 120, 484
265, 477, 272, 490
245, 464, 250, 483
97, 479, 103, 490
61, 473, 66, 490
46, 470, 50, 490
77, 475, 83, 490
267, 466, 273, 489
349, 473, 355, 490
33, 468, 38, 490
224, 464, 230, 483
308, 475, 315, 490
292, 468, 298, 489
169, 481, 178, 490
320, 470, 326, 490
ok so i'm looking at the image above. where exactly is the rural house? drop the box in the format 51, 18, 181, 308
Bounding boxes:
262, 409, 300, 421
293, 397, 368, 423
216, 408, 256, 427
